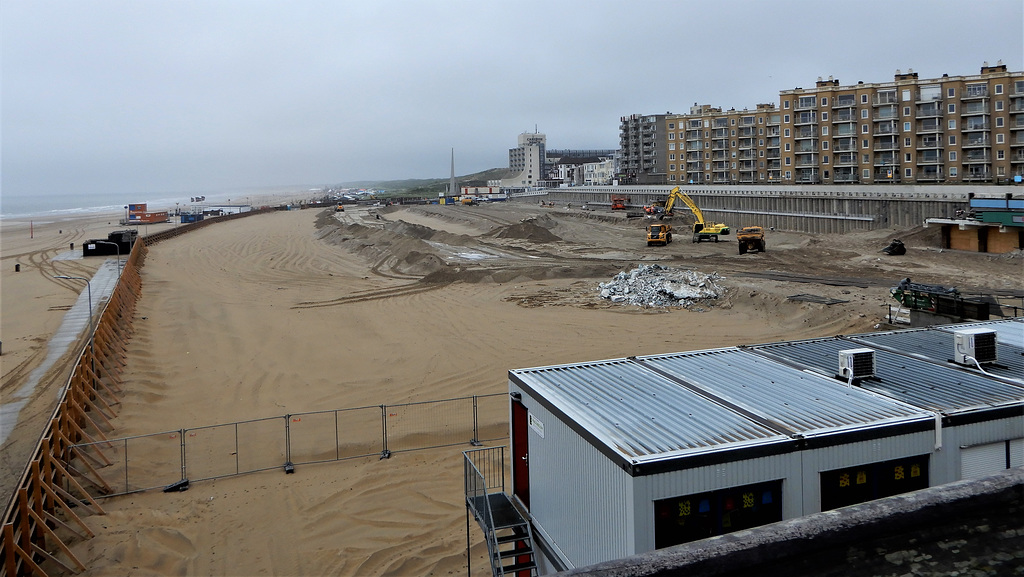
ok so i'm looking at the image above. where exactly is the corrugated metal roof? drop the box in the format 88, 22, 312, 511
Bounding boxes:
847, 327, 1024, 383
938, 319, 1024, 347
510, 358, 788, 463
637, 348, 931, 439
749, 337, 1024, 414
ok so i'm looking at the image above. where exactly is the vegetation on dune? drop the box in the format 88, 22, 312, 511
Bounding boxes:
337, 168, 510, 197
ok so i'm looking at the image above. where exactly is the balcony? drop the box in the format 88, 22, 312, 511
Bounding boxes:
874, 124, 899, 136
767, 160, 781, 169
834, 126, 856, 137
795, 99, 817, 110
962, 136, 991, 148
796, 168, 820, 183
916, 152, 942, 164
874, 141, 899, 151
963, 152, 991, 163
1012, 134, 1024, 145
963, 169, 992, 182
796, 144, 819, 153
873, 169, 901, 182
796, 156, 819, 166
766, 150, 781, 159
916, 105, 942, 118
962, 86, 989, 100
834, 153, 858, 166
738, 138, 754, 149
833, 96, 857, 109
738, 150, 757, 160
712, 141, 729, 150
766, 127, 781, 136
739, 161, 756, 170
1009, 99, 1024, 113
917, 166, 943, 181
833, 137, 857, 151
917, 119, 943, 133
961, 103, 990, 116
873, 154, 899, 167
794, 113, 817, 125
963, 121, 991, 131
795, 127, 817, 139
713, 161, 730, 170
915, 91, 942, 103
713, 174, 731, 184
738, 127, 756, 137
873, 108, 899, 121
713, 151, 729, 160
916, 138, 943, 150
1010, 151, 1024, 163
872, 92, 898, 106
833, 110, 857, 122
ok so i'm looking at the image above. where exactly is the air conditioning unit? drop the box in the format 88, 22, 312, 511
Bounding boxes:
953, 328, 997, 365
839, 348, 875, 380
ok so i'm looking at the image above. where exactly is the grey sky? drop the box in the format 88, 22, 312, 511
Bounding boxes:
3, 0, 1022, 197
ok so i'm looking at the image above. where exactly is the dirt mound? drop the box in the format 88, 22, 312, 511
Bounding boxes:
486, 217, 562, 242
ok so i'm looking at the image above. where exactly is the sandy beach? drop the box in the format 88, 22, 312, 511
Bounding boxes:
2, 201, 1020, 575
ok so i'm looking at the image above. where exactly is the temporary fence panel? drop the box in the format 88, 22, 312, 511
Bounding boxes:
236, 417, 287, 475
474, 394, 509, 443
288, 406, 384, 465
385, 397, 476, 453
73, 430, 183, 495
184, 416, 285, 482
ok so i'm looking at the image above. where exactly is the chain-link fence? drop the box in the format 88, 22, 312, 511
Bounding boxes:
72, 393, 508, 497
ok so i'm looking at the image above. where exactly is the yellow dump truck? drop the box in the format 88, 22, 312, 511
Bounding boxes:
646, 223, 673, 246
736, 226, 765, 254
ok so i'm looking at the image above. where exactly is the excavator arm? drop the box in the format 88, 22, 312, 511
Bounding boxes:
663, 187, 705, 226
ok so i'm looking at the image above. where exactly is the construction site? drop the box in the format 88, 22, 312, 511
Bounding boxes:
1, 189, 1022, 576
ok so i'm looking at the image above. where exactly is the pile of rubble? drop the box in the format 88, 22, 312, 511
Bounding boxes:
598, 264, 725, 308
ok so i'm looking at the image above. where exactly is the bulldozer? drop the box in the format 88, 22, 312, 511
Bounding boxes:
657, 187, 730, 242
736, 226, 765, 254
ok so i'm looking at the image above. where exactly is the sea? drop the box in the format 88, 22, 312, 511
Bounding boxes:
0, 185, 318, 221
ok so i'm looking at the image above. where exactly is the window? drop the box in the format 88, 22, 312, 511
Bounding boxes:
821, 97, 828, 106
731, 129, 736, 136
905, 153, 912, 162
784, 128, 791, 137
669, 164, 676, 171
997, 150, 1004, 160
904, 122, 911, 132
759, 128, 764, 135
948, 103, 956, 114
863, 154, 870, 163
861, 94, 868, 104
785, 143, 792, 151
997, 133, 1005, 144
949, 135, 956, 145
862, 139, 869, 149
784, 100, 790, 109
995, 100, 1004, 111
668, 133, 675, 140
905, 168, 912, 177
823, 155, 830, 164
759, 139, 764, 146
821, 111, 828, 121
862, 124, 869, 134
996, 117, 1004, 127
669, 152, 676, 159
950, 167, 958, 177
903, 106, 911, 116
822, 126, 829, 135
820, 455, 929, 512
902, 89, 911, 102
822, 141, 829, 150
731, 162, 736, 169
861, 109, 869, 119
905, 138, 911, 147
668, 123, 675, 129
785, 157, 792, 165
948, 120, 956, 130
995, 84, 1004, 95
950, 151, 957, 161
863, 168, 870, 178
948, 87, 955, 98
784, 114, 791, 123
785, 170, 792, 179
998, 167, 1005, 176
759, 117, 764, 124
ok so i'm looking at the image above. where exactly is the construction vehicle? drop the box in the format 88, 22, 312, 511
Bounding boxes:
646, 223, 673, 246
461, 196, 477, 206
736, 226, 765, 254
335, 203, 345, 212
657, 187, 731, 242
611, 195, 629, 210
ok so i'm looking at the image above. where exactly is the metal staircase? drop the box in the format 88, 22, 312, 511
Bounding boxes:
464, 447, 538, 576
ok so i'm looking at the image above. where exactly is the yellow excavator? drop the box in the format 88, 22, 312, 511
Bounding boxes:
656, 186, 730, 243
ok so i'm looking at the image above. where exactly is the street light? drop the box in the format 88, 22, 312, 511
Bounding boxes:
93, 240, 121, 278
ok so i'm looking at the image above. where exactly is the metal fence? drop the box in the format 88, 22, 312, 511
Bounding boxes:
71, 393, 509, 497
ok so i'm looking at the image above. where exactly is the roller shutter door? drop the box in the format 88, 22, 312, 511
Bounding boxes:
1012, 439, 1024, 468
960, 442, 1007, 480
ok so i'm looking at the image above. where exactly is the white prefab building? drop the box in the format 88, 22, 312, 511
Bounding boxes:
504, 320, 1024, 573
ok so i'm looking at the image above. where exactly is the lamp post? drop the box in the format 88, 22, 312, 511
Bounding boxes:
93, 240, 121, 278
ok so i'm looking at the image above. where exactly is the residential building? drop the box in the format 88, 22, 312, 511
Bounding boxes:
500, 131, 547, 189
619, 113, 669, 184
639, 62, 1024, 186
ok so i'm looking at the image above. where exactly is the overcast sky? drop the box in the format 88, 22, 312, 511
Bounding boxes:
3, 0, 1022, 197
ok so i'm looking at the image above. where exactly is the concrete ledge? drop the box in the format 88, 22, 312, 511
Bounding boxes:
559, 467, 1024, 576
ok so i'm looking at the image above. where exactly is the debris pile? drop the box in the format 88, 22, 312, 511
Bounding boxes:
598, 264, 725, 308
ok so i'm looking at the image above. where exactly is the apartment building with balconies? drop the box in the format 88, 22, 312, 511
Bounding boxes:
665, 103, 779, 185
619, 113, 668, 184
777, 62, 1023, 185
